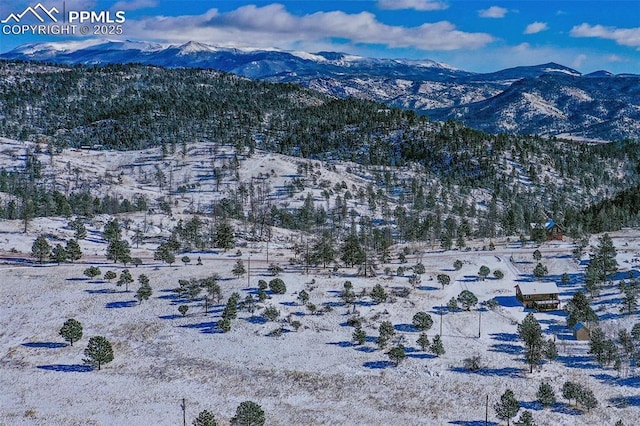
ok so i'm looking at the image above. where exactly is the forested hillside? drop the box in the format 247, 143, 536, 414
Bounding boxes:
1, 60, 639, 237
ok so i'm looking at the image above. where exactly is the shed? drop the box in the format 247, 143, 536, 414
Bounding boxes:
573, 323, 591, 340
515, 281, 560, 311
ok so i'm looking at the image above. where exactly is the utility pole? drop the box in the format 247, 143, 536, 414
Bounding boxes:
247, 256, 251, 288
181, 398, 186, 426
439, 306, 443, 336
478, 309, 482, 338
485, 395, 488, 425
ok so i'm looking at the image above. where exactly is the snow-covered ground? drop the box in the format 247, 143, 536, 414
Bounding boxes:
1, 225, 639, 425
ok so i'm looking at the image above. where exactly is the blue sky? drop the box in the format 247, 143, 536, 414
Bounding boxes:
1, 0, 639, 73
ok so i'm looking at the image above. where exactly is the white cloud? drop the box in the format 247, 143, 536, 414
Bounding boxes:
570, 23, 640, 49
377, 0, 448, 11
572, 54, 587, 69
124, 4, 493, 52
524, 22, 548, 34
478, 6, 507, 18
112, 0, 158, 11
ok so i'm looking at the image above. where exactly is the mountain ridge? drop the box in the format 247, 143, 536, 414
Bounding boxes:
2, 39, 639, 141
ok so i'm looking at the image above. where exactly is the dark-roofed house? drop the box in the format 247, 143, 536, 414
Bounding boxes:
530, 220, 563, 241
515, 282, 560, 311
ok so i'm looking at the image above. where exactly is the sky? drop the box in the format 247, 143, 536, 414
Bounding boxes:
1, 0, 639, 74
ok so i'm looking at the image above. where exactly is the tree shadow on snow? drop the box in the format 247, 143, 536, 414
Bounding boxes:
489, 343, 522, 355
450, 366, 522, 378
557, 355, 599, 370
417, 285, 439, 291
609, 395, 640, 407
355, 346, 376, 353
490, 332, 519, 342
363, 360, 395, 369
179, 321, 222, 334
327, 341, 355, 348
449, 421, 498, 425
85, 288, 114, 295
394, 323, 416, 332
246, 316, 268, 324
37, 364, 93, 372
592, 373, 640, 388
159, 314, 182, 320
23, 342, 67, 349
552, 404, 582, 416
105, 300, 138, 309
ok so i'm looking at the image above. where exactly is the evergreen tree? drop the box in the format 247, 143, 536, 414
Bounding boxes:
31, 235, 51, 263
65, 239, 82, 262
181, 255, 191, 266
416, 333, 430, 351
107, 239, 131, 265
430, 334, 445, 356
340, 233, 365, 268
631, 322, 640, 341
117, 269, 134, 292
178, 305, 189, 316
536, 381, 556, 408
59, 318, 83, 346
437, 274, 451, 289
594, 233, 618, 281
214, 222, 235, 251
533, 249, 542, 262
104, 270, 117, 282
494, 389, 520, 426
518, 313, 544, 373
69, 218, 87, 240
230, 401, 265, 426
457, 290, 478, 310
576, 386, 598, 412
377, 321, 395, 349
370, 284, 387, 304
268, 278, 286, 294
478, 265, 490, 281
412, 312, 433, 331
83, 266, 101, 279
447, 297, 459, 312
620, 286, 638, 315
387, 345, 406, 366
103, 219, 121, 242
312, 234, 335, 268
135, 275, 152, 303
514, 410, 534, 426
232, 259, 246, 278
154, 243, 176, 266
561, 381, 579, 406
533, 263, 548, 278
453, 259, 463, 270
193, 410, 217, 426
564, 291, 598, 328
83, 336, 114, 370
50, 244, 68, 265
353, 327, 366, 345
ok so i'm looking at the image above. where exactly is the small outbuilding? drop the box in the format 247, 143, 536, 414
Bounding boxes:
515, 281, 560, 311
573, 323, 591, 341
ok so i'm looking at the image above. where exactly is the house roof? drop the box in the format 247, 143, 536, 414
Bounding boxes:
516, 281, 559, 296
529, 219, 563, 230
573, 323, 589, 331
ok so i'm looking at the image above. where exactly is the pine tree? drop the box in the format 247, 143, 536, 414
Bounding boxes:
135, 275, 152, 303
65, 239, 82, 262
478, 265, 490, 281
594, 233, 618, 281
340, 233, 365, 268
84, 266, 101, 279
103, 219, 121, 242
417, 332, 430, 351
377, 321, 395, 349
514, 410, 534, 426
104, 270, 117, 282
576, 386, 597, 412
50, 244, 68, 265
370, 284, 387, 304
564, 291, 598, 328
387, 345, 406, 366
494, 389, 520, 426
533, 249, 542, 262
430, 334, 445, 356
214, 222, 235, 251
518, 313, 544, 373
412, 312, 433, 331
561, 381, 579, 406
297, 289, 309, 305
83, 336, 114, 370
231, 401, 265, 426
117, 269, 134, 292
352, 327, 366, 345
457, 290, 478, 310
193, 409, 217, 426
107, 239, 131, 265
437, 274, 451, 289
536, 381, 556, 408
232, 259, 246, 278
59, 318, 83, 346
31, 235, 51, 263
533, 263, 548, 278
620, 286, 638, 315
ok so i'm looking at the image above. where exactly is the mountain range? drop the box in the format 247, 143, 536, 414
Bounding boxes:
2, 39, 639, 141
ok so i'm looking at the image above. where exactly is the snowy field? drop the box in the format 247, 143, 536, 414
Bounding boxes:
1, 223, 640, 425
